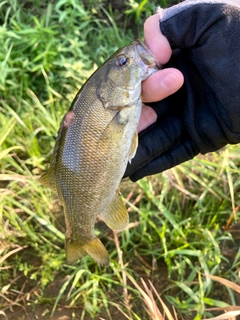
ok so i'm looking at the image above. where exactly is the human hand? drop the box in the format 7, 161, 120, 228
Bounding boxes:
125, 0, 240, 181
138, 14, 184, 132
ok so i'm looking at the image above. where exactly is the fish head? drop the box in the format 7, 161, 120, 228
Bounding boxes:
131, 39, 161, 81
109, 39, 160, 87
96, 39, 160, 110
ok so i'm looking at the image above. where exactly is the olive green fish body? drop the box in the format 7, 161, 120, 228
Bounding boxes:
40, 40, 159, 265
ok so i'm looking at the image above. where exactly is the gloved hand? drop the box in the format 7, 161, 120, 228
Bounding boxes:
124, 0, 240, 182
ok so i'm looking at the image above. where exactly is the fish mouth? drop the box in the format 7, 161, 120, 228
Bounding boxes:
134, 39, 161, 76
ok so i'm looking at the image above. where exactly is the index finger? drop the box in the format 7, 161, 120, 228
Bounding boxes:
142, 68, 184, 102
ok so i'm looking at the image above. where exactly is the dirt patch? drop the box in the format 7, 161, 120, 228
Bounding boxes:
3, 302, 130, 320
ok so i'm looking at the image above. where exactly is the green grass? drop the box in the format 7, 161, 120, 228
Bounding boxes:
1, 1, 240, 319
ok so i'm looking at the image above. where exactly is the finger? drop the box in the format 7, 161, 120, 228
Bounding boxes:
144, 14, 172, 64
142, 68, 184, 102
137, 104, 157, 133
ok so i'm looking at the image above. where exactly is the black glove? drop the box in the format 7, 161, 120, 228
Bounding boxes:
124, 0, 240, 182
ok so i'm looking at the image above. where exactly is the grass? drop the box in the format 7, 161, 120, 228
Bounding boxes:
0, 0, 240, 319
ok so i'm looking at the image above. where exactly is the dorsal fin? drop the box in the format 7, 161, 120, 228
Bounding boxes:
39, 164, 57, 192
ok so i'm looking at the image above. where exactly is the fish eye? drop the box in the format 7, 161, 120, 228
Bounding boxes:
116, 55, 128, 67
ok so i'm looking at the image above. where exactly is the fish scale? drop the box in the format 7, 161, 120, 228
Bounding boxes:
40, 39, 160, 266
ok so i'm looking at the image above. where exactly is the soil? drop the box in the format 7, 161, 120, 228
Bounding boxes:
2, 222, 240, 320
2, 305, 127, 320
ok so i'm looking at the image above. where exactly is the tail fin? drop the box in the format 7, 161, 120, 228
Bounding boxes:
66, 238, 110, 266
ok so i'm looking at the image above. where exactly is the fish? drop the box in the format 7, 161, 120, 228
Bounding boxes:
40, 39, 160, 266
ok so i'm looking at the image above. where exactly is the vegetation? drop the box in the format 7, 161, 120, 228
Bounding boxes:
0, 0, 239, 319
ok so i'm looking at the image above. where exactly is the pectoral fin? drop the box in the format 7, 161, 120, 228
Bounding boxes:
128, 130, 138, 163
101, 190, 129, 231
66, 238, 110, 266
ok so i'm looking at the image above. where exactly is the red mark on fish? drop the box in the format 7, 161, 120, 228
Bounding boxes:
63, 111, 75, 127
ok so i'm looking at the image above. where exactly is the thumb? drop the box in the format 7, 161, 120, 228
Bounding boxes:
144, 14, 172, 64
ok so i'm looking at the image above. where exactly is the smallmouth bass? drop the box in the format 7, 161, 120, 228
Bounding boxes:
40, 39, 160, 266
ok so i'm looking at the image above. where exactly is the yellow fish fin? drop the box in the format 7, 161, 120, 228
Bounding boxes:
66, 238, 110, 266
66, 241, 86, 264
102, 190, 129, 231
39, 125, 63, 192
39, 165, 57, 193
128, 130, 138, 163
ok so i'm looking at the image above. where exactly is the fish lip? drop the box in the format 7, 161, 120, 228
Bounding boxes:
142, 62, 160, 79
134, 39, 161, 75
147, 60, 161, 70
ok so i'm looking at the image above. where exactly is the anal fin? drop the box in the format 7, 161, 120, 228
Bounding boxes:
101, 190, 129, 231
